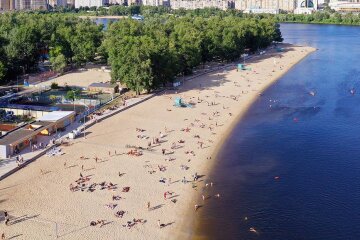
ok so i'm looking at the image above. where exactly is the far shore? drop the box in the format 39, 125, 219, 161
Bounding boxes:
0, 43, 315, 240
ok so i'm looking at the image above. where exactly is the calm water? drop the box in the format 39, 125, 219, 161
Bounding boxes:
195, 23, 360, 240
94, 18, 120, 30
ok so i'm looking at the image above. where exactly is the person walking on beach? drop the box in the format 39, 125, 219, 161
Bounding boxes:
147, 202, 150, 210
195, 204, 199, 211
157, 220, 161, 229
1, 232, 5, 240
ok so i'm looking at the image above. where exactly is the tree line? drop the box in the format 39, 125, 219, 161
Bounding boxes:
0, 11, 282, 95
103, 15, 282, 94
275, 12, 360, 25
0, 13, 103, 84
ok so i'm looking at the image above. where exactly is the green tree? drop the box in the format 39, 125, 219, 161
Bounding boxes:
66, 88, 81, 101
5, 25, 40, 72
0, 61, 6, 83
51, 54, 67, 73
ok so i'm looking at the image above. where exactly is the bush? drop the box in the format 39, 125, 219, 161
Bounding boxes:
51, 82, 59, 89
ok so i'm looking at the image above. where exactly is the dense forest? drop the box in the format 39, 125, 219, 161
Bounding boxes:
0, 14, 103, 83
0, 10, 282, 94
103, 16, 282, 94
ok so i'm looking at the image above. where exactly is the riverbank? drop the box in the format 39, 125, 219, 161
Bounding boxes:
0, 44, 315, 240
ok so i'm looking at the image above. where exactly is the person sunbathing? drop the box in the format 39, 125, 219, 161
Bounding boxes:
106, 203, 117, 209
113, 195, 122, 201
115, 211, 125, 218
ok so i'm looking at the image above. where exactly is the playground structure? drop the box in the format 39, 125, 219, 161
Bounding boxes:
237, 64, 251, 71
174, 97, 193, 108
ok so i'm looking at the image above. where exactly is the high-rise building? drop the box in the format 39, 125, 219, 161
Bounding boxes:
48, 0, 67, 7
170, 0, 229, 10
12, 0, 47, 9
0, 0, 11, 10
31, 0, 47, 9
75, 0, 108, 8
234, 0, 295, 12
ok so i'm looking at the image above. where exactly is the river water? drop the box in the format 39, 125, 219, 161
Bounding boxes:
194, 23, 360, 240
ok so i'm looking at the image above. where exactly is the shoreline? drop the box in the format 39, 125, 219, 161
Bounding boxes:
0, 44, 315, 240
176, 44, 316, 240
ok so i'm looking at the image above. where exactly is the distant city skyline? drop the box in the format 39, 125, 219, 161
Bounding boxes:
2, 0, 359, 13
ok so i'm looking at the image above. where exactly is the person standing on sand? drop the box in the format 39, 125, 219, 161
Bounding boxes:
195, 204, 199, 211
182, 177, 186, 184
157, 220, 161, 229
147, 202, 150, 210
1, 232, 5, 240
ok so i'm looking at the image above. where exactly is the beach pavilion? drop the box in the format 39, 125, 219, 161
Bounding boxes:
0, 111, 75, 158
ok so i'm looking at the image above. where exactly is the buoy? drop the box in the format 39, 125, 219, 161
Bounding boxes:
274, 176, 280, 180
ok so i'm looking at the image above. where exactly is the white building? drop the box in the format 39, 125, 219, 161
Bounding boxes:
75, 0, 108, 8
329, 0, 360, 12
294, 0, 324, 14
170, 0, 229, 10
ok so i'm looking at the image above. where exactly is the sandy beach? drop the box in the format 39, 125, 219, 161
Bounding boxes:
0, 44, 315, 240
35, 67, 111, 88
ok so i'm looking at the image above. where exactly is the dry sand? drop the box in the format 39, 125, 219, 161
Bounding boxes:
0, 44, 315, 240
35, 67, 111, 89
